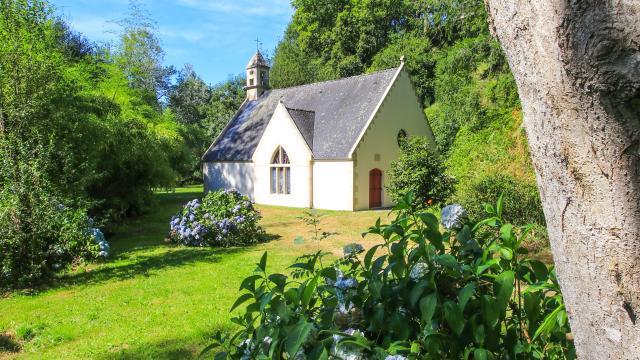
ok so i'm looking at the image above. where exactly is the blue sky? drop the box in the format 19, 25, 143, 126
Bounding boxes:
50, 0, 294, 85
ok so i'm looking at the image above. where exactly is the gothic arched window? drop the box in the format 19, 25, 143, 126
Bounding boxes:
270, 146, 290, 194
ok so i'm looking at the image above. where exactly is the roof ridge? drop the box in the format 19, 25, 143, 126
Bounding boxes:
271, 66, 399, 93
285, 106, 315, 114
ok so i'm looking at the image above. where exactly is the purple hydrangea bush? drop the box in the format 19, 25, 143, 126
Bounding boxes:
168, 190, 264, 247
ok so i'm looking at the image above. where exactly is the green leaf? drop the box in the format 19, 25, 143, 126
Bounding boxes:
458, 283, 475, 311
213, 351, 228, 360
239, 274, 262, 292
527, 260, 549, 282
494, 270, 515, 311
419, 293, 438, 324
259, 292, 274, 311
476, 259, 498, 276
499, 247, 513, 260
319, 267, 337, 281
481, 295, 499, 328
257, 252, 268, 272
472, 320, 485, 345
268, 274, 288, 291
436, 254, 459, 271
474, 348, 492, 360
307, 345, 329, 360
284, 288, 299, 303
230, 293, 254, 312
410, 280, 428, 307
294, 236, 305, 245
496, 193, 504, 219
500, 224, 513, 243
199, 342, 220, 357
533, 305, 565, 340
417, 212, 439, 230
483, 203, 495, 215
286, 320, 313, 356
364, 244, 382, 269
523, 291, 541, 332
302, 275, 318, 308
444, 300, 464, 335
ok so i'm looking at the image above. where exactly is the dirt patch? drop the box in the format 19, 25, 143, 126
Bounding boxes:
0, 332, 21, 354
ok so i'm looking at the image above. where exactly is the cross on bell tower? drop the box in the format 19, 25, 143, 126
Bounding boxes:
245, 40, 270, 101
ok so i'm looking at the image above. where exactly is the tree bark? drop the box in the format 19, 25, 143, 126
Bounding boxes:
484, 1, 640, 358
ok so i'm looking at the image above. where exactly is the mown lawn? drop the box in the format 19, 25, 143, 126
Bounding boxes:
0, 186, 388, 359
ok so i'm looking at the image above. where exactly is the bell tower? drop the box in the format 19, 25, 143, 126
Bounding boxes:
246, 49, 270, 100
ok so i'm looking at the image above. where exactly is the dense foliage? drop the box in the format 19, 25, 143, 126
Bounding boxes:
386, 137, 456, 209
168, 190, 264, 247
207, 195, 573, 359
0, 144, 107, 288
461, 174, 545, 227
0, 0, 202, 287
270, 0, 538, 238
169, 68, 246, 183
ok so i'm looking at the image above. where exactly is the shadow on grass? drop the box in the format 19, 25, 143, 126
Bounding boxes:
22, 186, 280, 293
53, 246, 248, 289
94, 329, 229, 360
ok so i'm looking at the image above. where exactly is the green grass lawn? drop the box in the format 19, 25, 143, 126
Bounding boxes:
0, 186, 387, 359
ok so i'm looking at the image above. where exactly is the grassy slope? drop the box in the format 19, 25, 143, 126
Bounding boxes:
0, 186, 386, 359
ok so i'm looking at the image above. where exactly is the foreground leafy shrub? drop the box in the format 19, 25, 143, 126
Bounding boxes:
387, 137, 456, 210
168, 190, 264, 247
207, 194, 573, 359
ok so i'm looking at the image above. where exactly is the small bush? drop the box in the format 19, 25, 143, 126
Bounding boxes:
168, 190, 264, 247
387, 137, 456, 209
207, 195, 573, 359
461, 174, 545, 226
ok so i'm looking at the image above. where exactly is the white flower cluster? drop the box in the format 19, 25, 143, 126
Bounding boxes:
332, 328, 365, 360
385, 355, 408, 360
343, 243, 364, 257
409, 262, 429, 281
239, 337, 273, 360
441, 204, 467, 230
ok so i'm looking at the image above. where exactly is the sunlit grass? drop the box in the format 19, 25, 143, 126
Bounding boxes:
0, 186, 386, 359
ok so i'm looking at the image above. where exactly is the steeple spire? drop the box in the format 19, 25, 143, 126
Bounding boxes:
245, 46, 270, 100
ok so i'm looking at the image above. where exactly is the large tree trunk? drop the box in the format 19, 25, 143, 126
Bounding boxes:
484, 1, 640, 358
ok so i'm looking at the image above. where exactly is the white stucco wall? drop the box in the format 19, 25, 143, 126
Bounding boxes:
312, 161, 354, 211
351, 68, 436, 210
253, 103, 313, 208
203, 161, 255, 200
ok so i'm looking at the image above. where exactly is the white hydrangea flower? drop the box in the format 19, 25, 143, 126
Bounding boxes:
441, 204, 467, 230
331, 328, 365, 360
409, 262, 429, 281
385, 355, 408, 360
343, 243, 365, 257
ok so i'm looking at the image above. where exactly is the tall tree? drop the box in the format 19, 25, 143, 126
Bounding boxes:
203, 75, 245, 138
169, 64, 210, 125
485, 1, 640, 357
115, 1, 174, 105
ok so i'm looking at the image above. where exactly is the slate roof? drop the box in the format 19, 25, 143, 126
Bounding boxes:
286, 107, 315, 150
202, 66, 399, 161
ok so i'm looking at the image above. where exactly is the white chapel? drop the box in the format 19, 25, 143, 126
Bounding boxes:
202, 50, 436, 211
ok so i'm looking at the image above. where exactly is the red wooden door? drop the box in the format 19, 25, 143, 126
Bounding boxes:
369, 169, 382, 208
